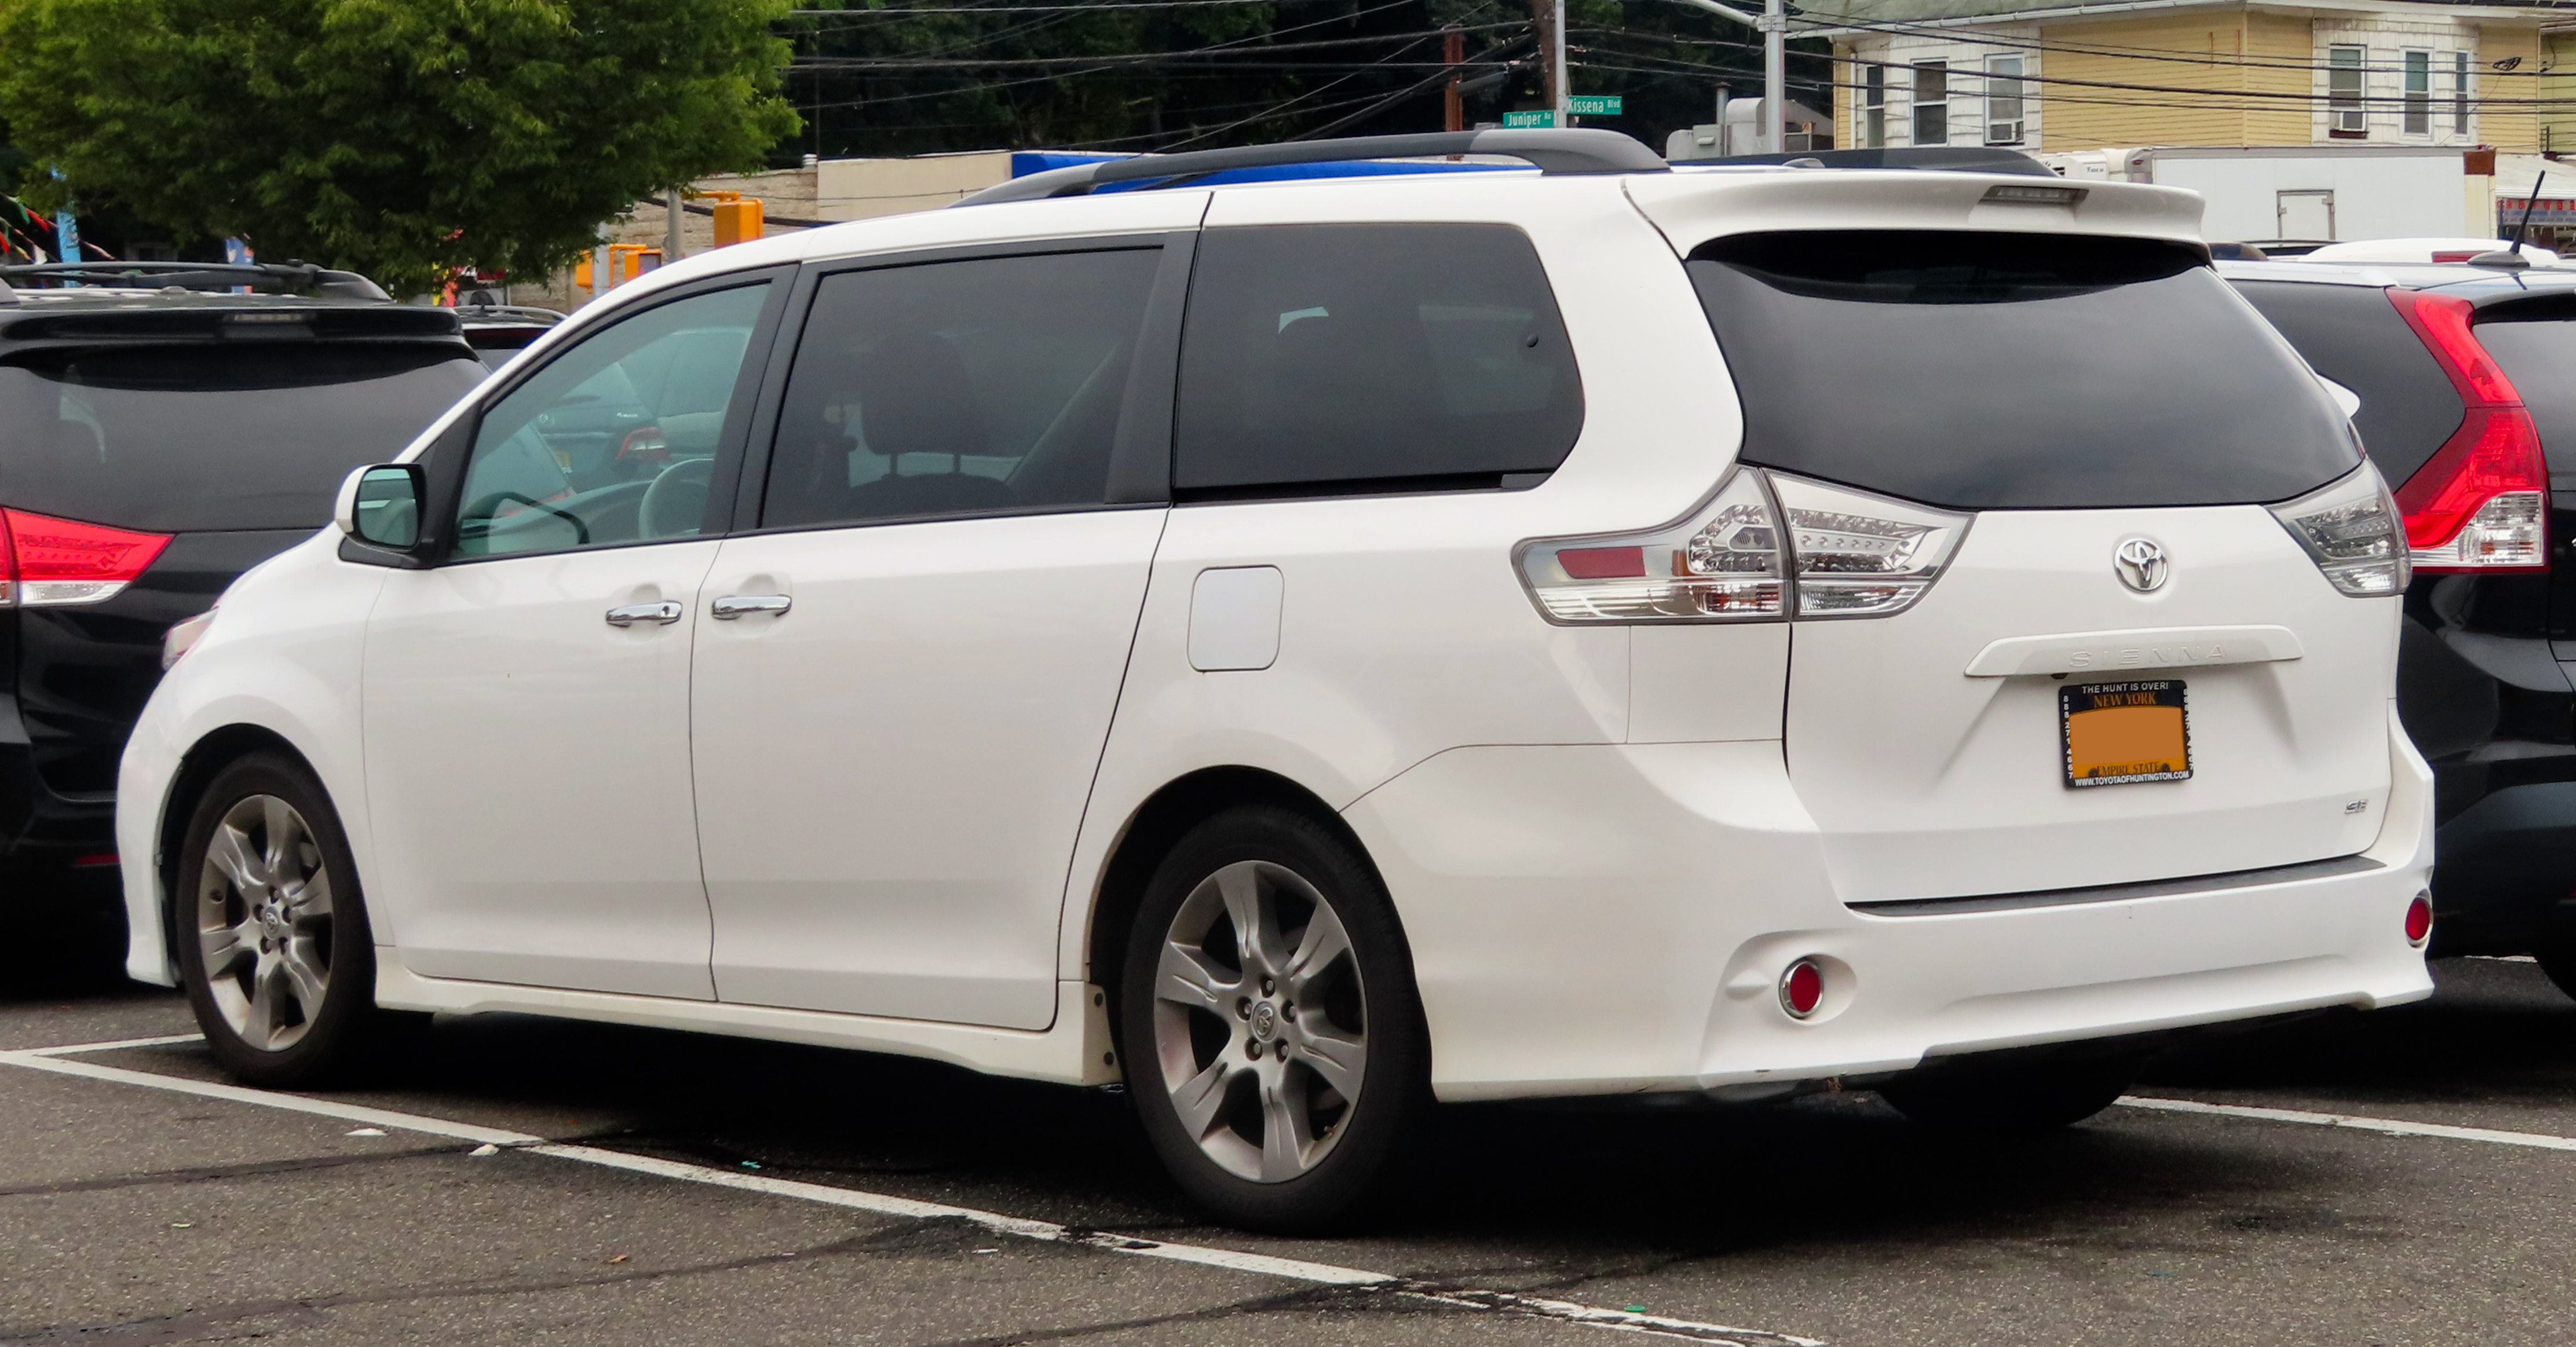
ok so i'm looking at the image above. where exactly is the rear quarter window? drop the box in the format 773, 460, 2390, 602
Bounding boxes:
2467, 297, 2576, 475
1691, 231, 2358, 510
1174, 223, 1583, 498
2230, 279, 2466, 489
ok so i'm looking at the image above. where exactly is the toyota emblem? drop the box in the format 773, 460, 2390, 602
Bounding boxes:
2114, 537, 2169, 593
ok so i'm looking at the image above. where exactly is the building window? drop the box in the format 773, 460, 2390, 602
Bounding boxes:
2454, 51, 2471, 134
2329, 45, 2366, 137
1865, 64, 1886, 148
2403, 50, 2431, 135
1913, 61, 1947, 145
1984, 54, 2025, 145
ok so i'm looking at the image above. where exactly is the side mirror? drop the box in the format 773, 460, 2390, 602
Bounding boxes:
334, 463, 426, 562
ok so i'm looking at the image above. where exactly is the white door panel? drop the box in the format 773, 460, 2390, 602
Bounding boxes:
693, 510, 1163, 1028
363, 542, 720, 997
1788, 507, 2395, 902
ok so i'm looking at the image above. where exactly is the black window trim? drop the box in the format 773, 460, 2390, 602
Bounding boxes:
410, 264, 796, 569
725, 231, 1193, 538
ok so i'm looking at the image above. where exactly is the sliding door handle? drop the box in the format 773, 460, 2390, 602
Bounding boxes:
604, 601, 684, 627
711, 594, 792, 621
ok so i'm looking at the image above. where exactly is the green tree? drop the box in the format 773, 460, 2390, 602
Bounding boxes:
0, 0, 802, 294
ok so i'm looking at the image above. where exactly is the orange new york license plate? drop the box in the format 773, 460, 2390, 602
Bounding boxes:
2061, 680, 2191, 788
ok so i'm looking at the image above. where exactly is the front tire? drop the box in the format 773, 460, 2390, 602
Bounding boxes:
174, 752, 403, 1088
1119, 806, 1426, 1233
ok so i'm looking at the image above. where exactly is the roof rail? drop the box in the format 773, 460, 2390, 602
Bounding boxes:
956, 128, 1668, 206
0, 260, 391, 301
1679, 146, 2059, 178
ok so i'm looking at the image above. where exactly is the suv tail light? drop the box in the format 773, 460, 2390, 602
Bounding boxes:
1517, 469, 1968, 623
2269, 464, 2410, 597
2386, 289, 2548, 572
0, 508, 173, 607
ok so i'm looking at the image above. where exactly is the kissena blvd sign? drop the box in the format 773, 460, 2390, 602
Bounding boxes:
1500, 97, 1623, 129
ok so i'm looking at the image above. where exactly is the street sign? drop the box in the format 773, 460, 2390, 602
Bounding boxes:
1568, 95, 1624, 116
1502, 110, 1555, 129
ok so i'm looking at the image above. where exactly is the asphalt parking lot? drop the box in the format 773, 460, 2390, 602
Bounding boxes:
5, 957, 2574, 1346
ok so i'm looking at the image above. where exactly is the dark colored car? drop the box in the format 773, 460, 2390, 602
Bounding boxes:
0, 262, 485, 969
2226, 258, 2576, 991
457, 301, 566, 369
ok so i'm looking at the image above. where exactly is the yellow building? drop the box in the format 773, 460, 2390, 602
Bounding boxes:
1819, 0, 2560, 156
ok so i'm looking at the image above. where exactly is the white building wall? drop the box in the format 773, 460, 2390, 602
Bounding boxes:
2311, 14, 2480, 147
1848, 26, 2040, 149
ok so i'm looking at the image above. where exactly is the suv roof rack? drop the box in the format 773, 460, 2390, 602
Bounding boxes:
956, 128, 1668, 206
1681, 146, 2059, 178
0, 260, 390, 302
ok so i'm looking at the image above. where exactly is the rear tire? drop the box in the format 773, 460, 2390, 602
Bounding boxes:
1118, 805, 1426, 1233
1879, 1053, 2141, 1133
173, 752, 412, 1088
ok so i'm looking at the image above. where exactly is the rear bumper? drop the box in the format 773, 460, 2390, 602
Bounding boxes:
2425, 782, 2576, 953
0, 741, 117, 864
1345, 702, 2433, 1103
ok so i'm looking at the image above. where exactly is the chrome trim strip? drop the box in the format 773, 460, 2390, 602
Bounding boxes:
1849, 854, 2385, 917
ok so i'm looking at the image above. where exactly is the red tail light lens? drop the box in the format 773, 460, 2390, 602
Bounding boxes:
2404, 892, 2434, 947
1779, 958, 1827, 1019
1, 508, 173, 606
2386, 290, 2548, 572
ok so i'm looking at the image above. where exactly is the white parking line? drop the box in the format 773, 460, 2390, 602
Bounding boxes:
2119, 1095, 2576, 1152
0, 1035, 1817, 1345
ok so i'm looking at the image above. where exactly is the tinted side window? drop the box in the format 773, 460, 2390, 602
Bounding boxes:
2469, 303, 2576, 474
1691, 232, 2357, 510
455, 283, 770, 558
761, 248, 1161, 529
2231, 280, 2465, 488
1174, 224, 1583, 497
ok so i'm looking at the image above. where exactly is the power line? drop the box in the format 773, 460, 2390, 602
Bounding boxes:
791, 21, 1528, 69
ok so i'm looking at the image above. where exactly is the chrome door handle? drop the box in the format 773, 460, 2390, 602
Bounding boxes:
711, 594, 791, 620
604, 601, 684, 627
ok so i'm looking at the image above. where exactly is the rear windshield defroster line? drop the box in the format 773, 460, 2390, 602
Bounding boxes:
1689, 231, 2361, 511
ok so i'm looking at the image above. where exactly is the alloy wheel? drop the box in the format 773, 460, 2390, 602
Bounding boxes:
1150, 859, 1369, 1183
195, 794, 334, 1052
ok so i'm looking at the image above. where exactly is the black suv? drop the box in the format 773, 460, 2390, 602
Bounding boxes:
0, 262, 485, 968
2226, 259, 2576, 990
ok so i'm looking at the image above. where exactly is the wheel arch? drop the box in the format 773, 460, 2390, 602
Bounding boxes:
1083, 765, 1402, 1009
154, 724, 324, 972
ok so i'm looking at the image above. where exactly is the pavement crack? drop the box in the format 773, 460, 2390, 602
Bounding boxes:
0, 1144, 467, 1199
0, 1216, 996, 1343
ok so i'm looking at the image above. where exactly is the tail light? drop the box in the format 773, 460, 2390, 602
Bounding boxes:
1517, 468, 1967, 624
2269, 464, 2409, 597
0, 508, 173, 607
2386, 290, 2548, 572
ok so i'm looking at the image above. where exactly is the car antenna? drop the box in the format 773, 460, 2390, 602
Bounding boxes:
2472, 170, 2545, 270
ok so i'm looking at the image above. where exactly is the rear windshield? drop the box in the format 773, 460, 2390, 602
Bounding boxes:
1689, 231, 2359, 509
2469, 301, 2576, 474
0, 343, 484, 532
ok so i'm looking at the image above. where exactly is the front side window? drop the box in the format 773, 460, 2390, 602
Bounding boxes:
1174, 224, 1583, 496
2454, 52, 2472, 134
761, 248, 1162, 529
1913, 61, 1949, 144
2330, 45, 2366, 136
1864, 64, 1887, 148
454, 282, 769, 558
1985, 54, 2025, 145
2404, 50, 2431, 135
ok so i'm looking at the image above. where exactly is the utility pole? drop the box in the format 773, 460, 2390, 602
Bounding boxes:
1669, 0, 1788, 153
1530, 0, 1558, 123
1444, 26, 1465, 133
1552, 0, 1570, 124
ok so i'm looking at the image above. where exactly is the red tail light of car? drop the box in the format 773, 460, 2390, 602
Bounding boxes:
2387, 290, 2548, 572
0, 508, 173, 607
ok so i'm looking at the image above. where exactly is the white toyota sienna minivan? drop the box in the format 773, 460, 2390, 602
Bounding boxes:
119, 131, 2437, 1231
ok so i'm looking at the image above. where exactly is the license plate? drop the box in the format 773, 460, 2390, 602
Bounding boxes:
2061, 679, 2191, 788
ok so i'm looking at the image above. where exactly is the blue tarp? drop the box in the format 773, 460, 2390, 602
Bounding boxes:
1008, 150, 1518, 191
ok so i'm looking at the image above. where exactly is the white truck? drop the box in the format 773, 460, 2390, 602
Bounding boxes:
2035, 145, 2482, 247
